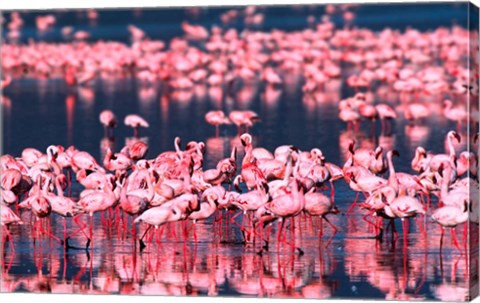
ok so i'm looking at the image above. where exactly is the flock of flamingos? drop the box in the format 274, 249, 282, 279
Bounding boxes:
0, 4, 479, 299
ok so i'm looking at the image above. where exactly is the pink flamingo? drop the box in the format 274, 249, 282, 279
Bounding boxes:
103, 147, 133, 173
304, 190, 340, 239
345, 140, 382, 173
1, 168, 22, 204
432, 201, 469, 252
261, 67, 282, 86
427, 131, 460, 173
344, 167, 387, 214
324, 162, 343, 201
443, 100, 467, 129
121, 170, 154, 215
205, 110, 230, 136
21, 148, 43, 168
235, 135, 268, 191
128, 25, 146, 41
121, 141, 149, 161
99, 110, 117, 137
45, 174, 80, 248
20, 176, 52, 219
1, 203, 23, 253
338, 107, 360, 130
207, 146, 237, 185
231, 183, 270, 242
181, 22, 209, 40
411, 147, 429, 173
124, 114, 149, 137
76, 178, 118, 249
71, 150, 103, 173
264, 179, 305, 255
134, 203, 184, 250
383, 188, 425, 245
404, 103, 430, 124
228, 111, 260, 133
375, 103, 397, 133
358, 102, 378, 125
188, 193, 220, 241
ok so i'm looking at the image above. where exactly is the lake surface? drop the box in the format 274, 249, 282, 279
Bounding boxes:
1, 3, 477, 301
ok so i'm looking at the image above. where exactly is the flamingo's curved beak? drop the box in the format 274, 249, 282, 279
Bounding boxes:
331, 205, 340, 214
348, 141, 356, 154
392, 150, 400, 157
453, 132, 461, 143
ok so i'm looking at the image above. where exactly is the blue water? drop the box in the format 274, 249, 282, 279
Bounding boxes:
1, 3, 476, 301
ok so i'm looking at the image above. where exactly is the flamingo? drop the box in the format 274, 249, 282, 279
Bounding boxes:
188, 192, 220, 241
236, 134, 268, 191
76, 178, 118, 249
99, 110, 117, 137
205, 110, 230, 136
1, 203, 23, 253
226, 182, 270, 244
383, 188, 425, 245
44, 174, 79, 248
71, 150, 103, 173
432, 201, 469, 251
344, 168, 387, 213
264, 179, 305, 255
427, 131, 460, 173
124, 114, 149, 137
375, 103, 397, 133
1, 168, 22, 204
443, 100, 467, 129
134, 203, 184, 250
344, 140, 375, 171
103, 147, 133, 173
228, 111, 260, 133
21, 148, 43, 168
121, 141, 149, 161
303, 190, 340, 238
411, 146, 429, 173
404, 103, 430, 123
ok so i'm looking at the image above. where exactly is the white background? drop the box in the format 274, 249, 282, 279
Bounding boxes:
1, 0, 479, 303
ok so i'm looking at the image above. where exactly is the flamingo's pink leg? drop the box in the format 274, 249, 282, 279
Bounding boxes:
346, 192, 360, 214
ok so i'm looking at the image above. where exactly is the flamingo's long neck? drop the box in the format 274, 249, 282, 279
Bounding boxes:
174, 138, 182, 156
292, 180, 305, 211
120, 179, 128, 202
447, 134, 456, 157
230, 147, 237, 161
102, 179, 115, 201
292, 155, 301, 178
47, 152, 61, 175
55, 178, 64, 197
183, 165, 192, 193
242, 143, 253, 167
145, 172, 154, 201
283, 153, 293, 183
413, 149, 423, 166
440, 166, 452, 200
344, 153, 354, 169
206, 194, 217, 210
40, 178, 49, 197
103, 149, 112, 169
387, 153, 398, 192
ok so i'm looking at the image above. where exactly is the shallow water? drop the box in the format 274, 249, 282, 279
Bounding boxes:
1, 3, 478, 301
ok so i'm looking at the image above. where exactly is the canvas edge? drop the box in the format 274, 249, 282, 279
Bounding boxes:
468, 1, 480, 301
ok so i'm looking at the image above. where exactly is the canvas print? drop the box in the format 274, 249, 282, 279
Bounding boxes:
0, 2, 479, 301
